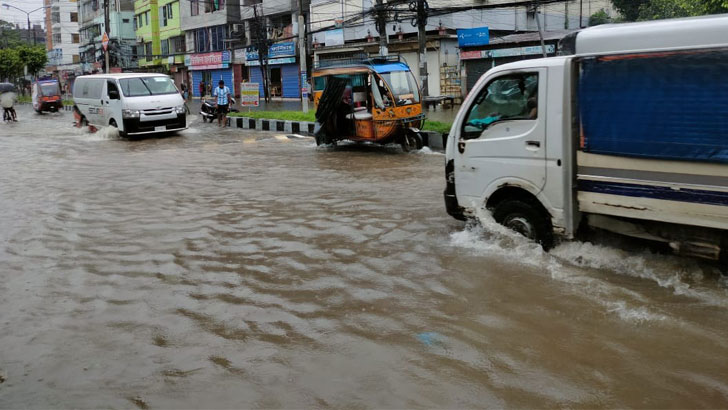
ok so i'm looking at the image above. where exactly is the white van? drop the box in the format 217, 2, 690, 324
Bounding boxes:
73, 73, 187, 136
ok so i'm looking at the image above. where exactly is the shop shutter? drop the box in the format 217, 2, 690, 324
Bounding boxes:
249, 66, 264, 95
209, 68, 233, 90
465, 59, 491, 96
281, 64, 300, 98
191, 71, 202, 97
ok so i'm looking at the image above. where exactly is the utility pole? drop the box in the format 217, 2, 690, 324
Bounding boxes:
375, 0, 387, 56
532, 4, 547, 58
104, 0, 110, 73
579, 0, 583, 28
297, 0, 308, 113
27, 15, 33, 45
415, 0, 428, 97
253, 4, 271, 103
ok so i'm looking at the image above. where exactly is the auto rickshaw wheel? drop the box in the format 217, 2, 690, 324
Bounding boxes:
401, 130, 423, 152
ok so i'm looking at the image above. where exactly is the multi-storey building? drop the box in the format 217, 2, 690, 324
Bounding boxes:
309, 0, 619, 97
134, 0, 186, 84
44, 0, 81, 80
78, 0, 137, 72
237, 0, 307, 99
180, 0, 241, 97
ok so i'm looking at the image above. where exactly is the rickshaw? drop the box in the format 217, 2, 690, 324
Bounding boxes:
32, 79, 63, 113
313, 56, 425, 151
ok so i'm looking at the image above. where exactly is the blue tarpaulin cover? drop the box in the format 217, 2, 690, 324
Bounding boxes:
579, 50, 728, 163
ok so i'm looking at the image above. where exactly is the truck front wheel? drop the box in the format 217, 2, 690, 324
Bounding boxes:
493, 199, 554, 250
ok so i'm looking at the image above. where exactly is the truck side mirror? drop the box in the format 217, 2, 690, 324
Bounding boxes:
109, 90, 120, 100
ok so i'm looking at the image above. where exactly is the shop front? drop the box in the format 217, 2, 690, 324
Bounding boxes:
245, 41, 300, 99
185, 50, 233, 98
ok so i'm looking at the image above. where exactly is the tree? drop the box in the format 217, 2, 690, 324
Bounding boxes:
611, 0, 650, 21
0, 19, 23, 48
589, 9, 613, 26
17, 46, 48, 77
0, 48, 23, 81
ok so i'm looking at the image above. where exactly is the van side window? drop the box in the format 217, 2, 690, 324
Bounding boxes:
107, 81, 119, 97
462, 73, 538, 139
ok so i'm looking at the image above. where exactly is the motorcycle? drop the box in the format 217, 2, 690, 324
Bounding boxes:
200, 97, 238, 123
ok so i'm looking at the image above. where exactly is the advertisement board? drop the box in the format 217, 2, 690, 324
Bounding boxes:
457, 27, 490, 47
241, 82, 259, 107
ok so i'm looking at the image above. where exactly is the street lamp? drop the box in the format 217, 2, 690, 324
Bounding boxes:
2, 3, 51, 45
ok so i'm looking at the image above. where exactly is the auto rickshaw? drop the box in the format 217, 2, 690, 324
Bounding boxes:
313, 56, 425, 151
32, 79, 63, 113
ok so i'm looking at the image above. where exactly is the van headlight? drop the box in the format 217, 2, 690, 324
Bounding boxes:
175, 105, 186, 114
122, 109, 140, 119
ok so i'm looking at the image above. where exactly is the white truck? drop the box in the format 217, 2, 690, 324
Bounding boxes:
444, 15, 728, 263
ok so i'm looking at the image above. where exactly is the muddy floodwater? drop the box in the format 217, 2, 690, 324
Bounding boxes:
1, 106, 728, 409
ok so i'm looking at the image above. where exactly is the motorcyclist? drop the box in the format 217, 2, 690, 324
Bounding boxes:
1, 88, 18, 122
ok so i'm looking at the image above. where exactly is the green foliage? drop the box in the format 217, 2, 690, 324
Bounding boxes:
612, 0, 728, 21
0, 47, 23, 81
0, 19, 23, 47
611, 0, 650, 20
0, 45, 47, 81
17, 46, 48, 77
589, 9, 613, 26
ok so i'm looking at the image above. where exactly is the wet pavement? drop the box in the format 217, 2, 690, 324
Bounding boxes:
1, 105, 728, 408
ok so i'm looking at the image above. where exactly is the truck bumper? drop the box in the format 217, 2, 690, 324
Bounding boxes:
444, 190, 466, 221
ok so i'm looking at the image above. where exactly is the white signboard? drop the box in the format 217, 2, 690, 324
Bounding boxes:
241, 82, 259, 107
325, 29, 344, 47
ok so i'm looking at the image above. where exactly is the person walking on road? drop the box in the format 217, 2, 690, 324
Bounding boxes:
199, 81, 206, 98
213, 80, 231, 127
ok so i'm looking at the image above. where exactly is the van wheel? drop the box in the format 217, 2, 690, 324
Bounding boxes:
493, 199, 554, 250
109, 119, 126, 138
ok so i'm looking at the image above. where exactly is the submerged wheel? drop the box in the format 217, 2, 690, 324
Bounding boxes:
400, 131, 421, 152
493, 199, 554, 250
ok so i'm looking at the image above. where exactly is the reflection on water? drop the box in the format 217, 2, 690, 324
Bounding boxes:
1, 106, 727, 408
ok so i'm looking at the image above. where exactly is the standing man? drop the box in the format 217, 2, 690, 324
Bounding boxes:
199, 80, 206, 98
213, 79, 231, 127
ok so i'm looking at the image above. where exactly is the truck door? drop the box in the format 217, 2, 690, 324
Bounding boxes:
454, 69, 547, 203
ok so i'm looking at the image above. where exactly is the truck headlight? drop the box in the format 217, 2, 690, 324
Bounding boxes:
175, 105, 186, 114
122, 109, 140, 119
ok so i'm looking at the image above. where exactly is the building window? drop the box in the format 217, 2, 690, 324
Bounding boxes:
195, 28, 208, 53
210, 25, 225, 51
122, 18, 129, 23
171, 35, 185, 53
145, 42, 153, 60
53, 33, 62, 44
73, 54, 80, 63
161, 39, 169, 56
191, 0, 198, 16
160, 4, 172, 26
133, 16, 137, 29
70, 12, 78, 22
72, 33, 80, 43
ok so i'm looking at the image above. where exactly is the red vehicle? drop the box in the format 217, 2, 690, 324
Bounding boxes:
32, 80, 63, 113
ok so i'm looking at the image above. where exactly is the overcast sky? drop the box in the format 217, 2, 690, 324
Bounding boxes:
1, 0, 47, 28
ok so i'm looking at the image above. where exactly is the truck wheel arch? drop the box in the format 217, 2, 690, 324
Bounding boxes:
486, 186, 555, 249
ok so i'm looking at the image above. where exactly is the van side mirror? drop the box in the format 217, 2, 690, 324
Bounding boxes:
109, 90, 120, 100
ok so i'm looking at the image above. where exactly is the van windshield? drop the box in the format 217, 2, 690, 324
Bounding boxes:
119, 77, 178, 97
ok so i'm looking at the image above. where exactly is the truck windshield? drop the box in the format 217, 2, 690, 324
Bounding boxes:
380, 70, 420, 105
119, 77, 178, 97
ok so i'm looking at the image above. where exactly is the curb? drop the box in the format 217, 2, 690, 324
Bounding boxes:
225, 115, 445, 150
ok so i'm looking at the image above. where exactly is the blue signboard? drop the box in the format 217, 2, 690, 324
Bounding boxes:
246, 41, 296, 61
457, 27, 490, 47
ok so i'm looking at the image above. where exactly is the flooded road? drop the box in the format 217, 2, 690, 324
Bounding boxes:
1, 105, 728, 408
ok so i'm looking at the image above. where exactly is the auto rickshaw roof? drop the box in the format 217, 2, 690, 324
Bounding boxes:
371, 62, 410, 74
